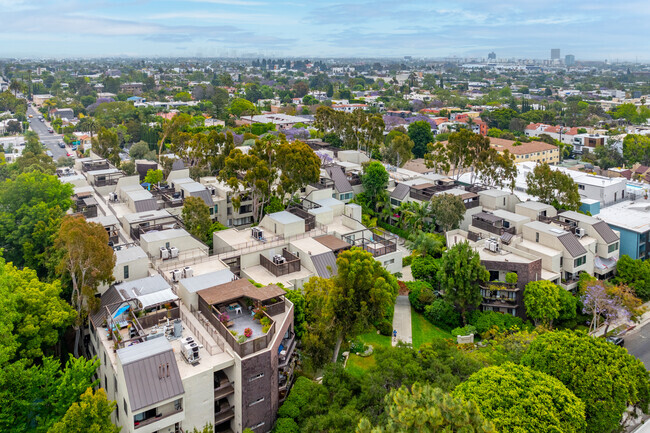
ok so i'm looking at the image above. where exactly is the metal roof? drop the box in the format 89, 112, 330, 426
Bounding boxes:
390, 183, 410, 200
557, 233, 588, 257
325, 165, 353, 193
312, 251, 338, 278
134, 197, 159, 213
90, 286, 125, 327
592, 221, 619, 244
118, 338, 184, 412
191, 189, 214, 207
180, 269, 236, 294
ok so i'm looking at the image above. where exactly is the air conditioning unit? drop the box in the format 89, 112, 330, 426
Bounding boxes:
171, 269, 182, 282
181, 341, 200, 363
169, 246, 179, 258
273, 254, 286, 265
486, 239, 500, 253
109, 192, 118, 202
160, 247, 170, 260
252, 227, 264, 240
575, 227, 585, 238
183, 266, 194, 278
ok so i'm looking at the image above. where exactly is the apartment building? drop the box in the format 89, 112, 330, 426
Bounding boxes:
447, 191, 621, 317
597, 197, 650, 260
488, 137, 560, 164
87, 273, 296, 433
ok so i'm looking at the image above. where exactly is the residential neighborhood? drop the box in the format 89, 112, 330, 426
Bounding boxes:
1, 4, 650, 432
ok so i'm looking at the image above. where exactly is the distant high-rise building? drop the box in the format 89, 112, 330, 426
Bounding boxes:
551, 49, 561, 60
565, 54, 575, 66
488, 52, 496, 61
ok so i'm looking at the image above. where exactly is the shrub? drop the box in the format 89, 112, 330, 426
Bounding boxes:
468, 311, 525, 335
402, 255, 413, 267
505, 272, 518, 284
273, 418, 299, 433
410, 255, 439, 286
262, 324, 271, 333
260, 316, 271, 327
237, 335, 247, 343
376, 319, 393, 336
377, 220, 412, 240
407, 281, 435, 312
423, 300, 461, 330
451, 325, 477, 337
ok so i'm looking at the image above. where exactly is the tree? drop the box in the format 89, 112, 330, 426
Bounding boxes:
362, 161, 389, 209
614, 255, 650, 300
524, 280, 561, 327
526, 162, 581, 210
407, 120, 434, 159
522, 330, 650, 433
48, 388, 118, 433
157, 113, 191, 163
9, 79, 21, 97
381, 133, 413, 167
0, 171, 73, 275
622, 134, 650, 166
182, 196, 212, 244
429, 193, 465, 232
276, 140, 321, 201
304, 248, 398, 363
594, 141, 625, 170
0, 258, 76, 364
54, 216, 115, 357
94, 127, 120, 166
454, 363, 586, 433
406, 231, 445, 258
144, 168, 163, 185
437, 242, 489, 324
129, 140, 156, 160
357, 382, 495, 433
230, 98, 257, 117
0, 355, 99, 432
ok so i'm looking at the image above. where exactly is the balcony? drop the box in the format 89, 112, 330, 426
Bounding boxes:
214, 407, 235, 425
343, 229, 398, 258
311, 178, 335, 190
409, 183, 455, 202
472, 215, 516, 237
134, 404, 183, 429
260, 249, 301, 277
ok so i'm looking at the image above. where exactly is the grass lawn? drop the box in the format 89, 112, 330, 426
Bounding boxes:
411, 307, 452, 348
346, 354, 377, 379
344, 328, 391, 378
356, 330, 392, 349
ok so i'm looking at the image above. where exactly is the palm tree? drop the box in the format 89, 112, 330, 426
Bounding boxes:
9, 79, 21, 97
80, 116, 99, 141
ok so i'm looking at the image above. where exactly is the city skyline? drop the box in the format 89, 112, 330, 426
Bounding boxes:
1, 0, 650, 61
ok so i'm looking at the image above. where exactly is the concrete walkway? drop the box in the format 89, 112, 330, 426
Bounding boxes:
392, 295, 412, 346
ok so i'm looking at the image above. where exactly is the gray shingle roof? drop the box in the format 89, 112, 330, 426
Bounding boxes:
325, 165, 353, 193
191, 189, 214, 207
390, 183, 409, 200
592, 221, 619, 244
312, 251, 338, 278
118, 338, 184, 412
558, 233, 587, 257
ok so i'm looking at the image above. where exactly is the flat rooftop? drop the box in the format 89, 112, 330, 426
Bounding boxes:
290, 237, 332, 256
596, 199, 650, 233
242, 265, 314, 290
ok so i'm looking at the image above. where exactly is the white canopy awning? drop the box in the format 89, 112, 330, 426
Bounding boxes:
136, 289, 178, 309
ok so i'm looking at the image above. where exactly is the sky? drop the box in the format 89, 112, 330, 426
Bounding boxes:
1, 0, 649, 61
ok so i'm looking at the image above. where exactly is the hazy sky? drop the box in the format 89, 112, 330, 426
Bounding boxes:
1, 0, 649, 60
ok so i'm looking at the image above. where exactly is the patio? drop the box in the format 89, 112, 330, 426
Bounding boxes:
229, 313, 264, 339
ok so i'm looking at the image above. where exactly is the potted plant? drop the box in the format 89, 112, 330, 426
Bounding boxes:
244, 328, 253, 338
219, 313, 230, 324
230, 330, 238, 337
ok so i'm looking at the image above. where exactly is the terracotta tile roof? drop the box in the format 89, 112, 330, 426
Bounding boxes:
488, 137, 558, 156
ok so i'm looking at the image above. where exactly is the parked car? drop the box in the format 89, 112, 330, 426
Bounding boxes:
58, 141, 65, 148
606, 336, 624, 347
66, 152, 74, 157
48, 128, 53, 133
46, 150, 53, 157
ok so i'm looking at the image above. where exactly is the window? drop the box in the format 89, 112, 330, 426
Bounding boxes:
123, 399, 127, 415
165, 242, 170, 248
560, 257, 563, 267
390, 198, 400, 207
503, 197, 506, 206
249, 397, 265, 407
535, 232, 539, 243
608, 242, 618, 253
384, 259, 394, 266
574, 256, 586, 267
116, 404, 119, 421
214, 204, 218, 213
114, 376, 117, 393
578, 184, 585, 190
249, 373, 264, 382
104, 375, 107, 390
123, 265, 129, 279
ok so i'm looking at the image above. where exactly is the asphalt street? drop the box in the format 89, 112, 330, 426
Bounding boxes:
26, 105, 68, 160
624, 323, 650, 369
